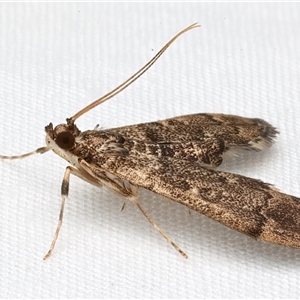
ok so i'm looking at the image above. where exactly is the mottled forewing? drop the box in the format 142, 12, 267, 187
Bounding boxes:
100, 154, 300, 249
105, 113, 278, 151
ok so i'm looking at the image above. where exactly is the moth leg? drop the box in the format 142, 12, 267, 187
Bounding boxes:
132, 198, 188, 259
77, 159, 186, 256
73, 160, 187, 257
43, 166, 88, 260
121, 201, 127, 211
79, 159, 138, 199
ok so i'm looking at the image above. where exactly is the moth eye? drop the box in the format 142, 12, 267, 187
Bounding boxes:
55, 131, 75, 150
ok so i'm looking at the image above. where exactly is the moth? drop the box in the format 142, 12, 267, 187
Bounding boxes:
1, 23, 300, 260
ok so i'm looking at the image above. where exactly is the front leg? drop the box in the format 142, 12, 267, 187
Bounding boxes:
44, 166, 94, 259
44, 159, 139, 259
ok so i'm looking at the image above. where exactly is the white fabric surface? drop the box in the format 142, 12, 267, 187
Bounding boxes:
0, 3, 300, 298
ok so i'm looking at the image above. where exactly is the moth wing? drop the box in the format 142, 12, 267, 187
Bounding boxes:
105, 113, 278, 155
99, 154, 300, 249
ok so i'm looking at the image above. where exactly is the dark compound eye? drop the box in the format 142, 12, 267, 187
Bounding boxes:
55, 131, 75, 150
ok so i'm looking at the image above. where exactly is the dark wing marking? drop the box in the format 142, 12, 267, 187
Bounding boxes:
124, 138, 226, 167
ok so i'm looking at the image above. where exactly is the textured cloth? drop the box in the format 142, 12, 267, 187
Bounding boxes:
0, 3, 300, 298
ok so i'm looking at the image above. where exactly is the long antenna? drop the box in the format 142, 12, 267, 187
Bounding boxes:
68, 23, 200, 124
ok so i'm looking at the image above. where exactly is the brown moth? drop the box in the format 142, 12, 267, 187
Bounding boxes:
1, 23, 300, 259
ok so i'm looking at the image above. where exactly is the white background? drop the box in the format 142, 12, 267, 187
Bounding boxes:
0, 3, 300, 298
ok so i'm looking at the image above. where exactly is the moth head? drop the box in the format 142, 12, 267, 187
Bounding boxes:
45, 122, 81, 151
